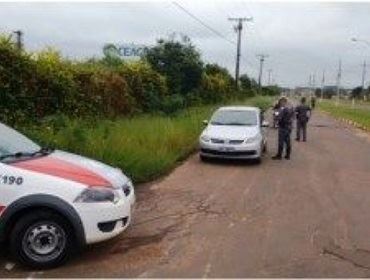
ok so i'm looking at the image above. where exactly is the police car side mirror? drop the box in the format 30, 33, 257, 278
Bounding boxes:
202, 120, 208, 126
262, 120, 269, 127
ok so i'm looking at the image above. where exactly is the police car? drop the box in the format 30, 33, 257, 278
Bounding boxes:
0, 122, 135, 268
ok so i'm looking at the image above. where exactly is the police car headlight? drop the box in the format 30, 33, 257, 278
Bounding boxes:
74, 187, 119, 203
245, 135, 260, 144
200, 135, 211, 142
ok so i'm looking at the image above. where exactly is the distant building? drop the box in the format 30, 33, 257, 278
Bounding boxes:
295, 87, 314, 96
321, 86, 350, 99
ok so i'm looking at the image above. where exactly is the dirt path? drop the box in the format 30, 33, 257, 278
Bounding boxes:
2, 111, 370, 278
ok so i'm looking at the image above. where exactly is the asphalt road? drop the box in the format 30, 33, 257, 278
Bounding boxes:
2, 111, 370, 278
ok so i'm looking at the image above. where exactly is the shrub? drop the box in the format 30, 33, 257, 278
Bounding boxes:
160, 94, 185, 115
117, 61, 168, 112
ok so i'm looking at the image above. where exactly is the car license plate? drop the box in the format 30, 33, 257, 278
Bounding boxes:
219, 146, 235, 152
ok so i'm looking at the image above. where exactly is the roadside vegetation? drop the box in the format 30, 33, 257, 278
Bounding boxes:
0, 32, 278, 182
23, 96, 272, 182
319, 100, 370, 131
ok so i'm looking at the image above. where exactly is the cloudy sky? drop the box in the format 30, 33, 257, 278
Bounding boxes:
1, 1, 370, 88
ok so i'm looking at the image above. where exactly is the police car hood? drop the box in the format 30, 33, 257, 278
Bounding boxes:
205, 124, 259, 140
11, 150, 129, 188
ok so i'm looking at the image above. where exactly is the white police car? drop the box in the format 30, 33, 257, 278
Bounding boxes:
0, 122, 135, 268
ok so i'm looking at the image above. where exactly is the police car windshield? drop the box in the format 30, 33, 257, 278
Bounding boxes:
210, 110, 258, 126
0, 123, 41, 160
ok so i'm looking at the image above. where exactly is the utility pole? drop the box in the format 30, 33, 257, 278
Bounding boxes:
362, 61, 368, 101
336, 59, 342, 106
312, 73, 316, 97
267, 69, 273, 86
308, 74, 312, 98
257, 54, 268, 92
13, 30, 23, 50
361, 60, 367, 88
228, 17, 252, 89
321, 70, 325, 100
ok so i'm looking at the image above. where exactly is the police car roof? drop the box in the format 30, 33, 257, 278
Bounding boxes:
217, 106, 260, 112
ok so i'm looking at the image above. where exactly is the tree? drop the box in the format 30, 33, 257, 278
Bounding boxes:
351, 86, 363, 99
143, 35, 203, 95
205, 63, 232, 79
262, 85, 280, 96
239, 74, 252, 89
101, 44, 125, 68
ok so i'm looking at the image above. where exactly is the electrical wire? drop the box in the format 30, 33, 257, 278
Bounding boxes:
172, 1, 258, 78
172, 2, 236, 46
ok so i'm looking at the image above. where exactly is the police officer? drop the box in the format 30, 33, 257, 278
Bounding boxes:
310, 96, 316, 110
272, 97, 293, 160
295, 97, 311, 142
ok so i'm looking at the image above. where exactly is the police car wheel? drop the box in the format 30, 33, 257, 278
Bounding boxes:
10, 210, 74, 268
254, 157, 262, 164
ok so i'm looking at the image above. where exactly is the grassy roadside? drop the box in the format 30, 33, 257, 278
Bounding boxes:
21, 96, 273, 183
319, 100, 370, 131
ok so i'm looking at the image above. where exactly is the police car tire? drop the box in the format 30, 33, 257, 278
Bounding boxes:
255, 157, 262, 164
10, 210, 74, 269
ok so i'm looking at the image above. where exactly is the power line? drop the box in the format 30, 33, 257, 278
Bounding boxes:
172, 2, 235, 45
171, 2, 259, 79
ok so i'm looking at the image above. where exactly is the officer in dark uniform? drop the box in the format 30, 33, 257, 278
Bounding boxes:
295, 97, 311, 142
272, 97, 293, 160
310, 96, 316, 110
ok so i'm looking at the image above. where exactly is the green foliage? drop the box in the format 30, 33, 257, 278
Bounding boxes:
197, 72, 233, 103
261, 85, 280, 96
351, 86, 363, 99
247, 95, 274, 111
117, 61, 168, 113
239, 74, 252, 89
143, 35, 204, 95
0, 32, 262, 126
160, 94, 185, 115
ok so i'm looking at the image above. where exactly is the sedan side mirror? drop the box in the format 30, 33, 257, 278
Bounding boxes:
262, 120, 269, 127
203, 120, 208, 125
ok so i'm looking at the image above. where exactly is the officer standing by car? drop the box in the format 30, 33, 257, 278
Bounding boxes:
272, 97, 293, 160
295, 97, 311, 142
310, 96, 316, 110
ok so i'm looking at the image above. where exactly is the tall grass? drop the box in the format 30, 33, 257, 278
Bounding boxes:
319, 100, 370, 130
22, 96, 273, 183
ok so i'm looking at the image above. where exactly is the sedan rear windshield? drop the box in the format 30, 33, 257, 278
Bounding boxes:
210, 110, 258, 126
